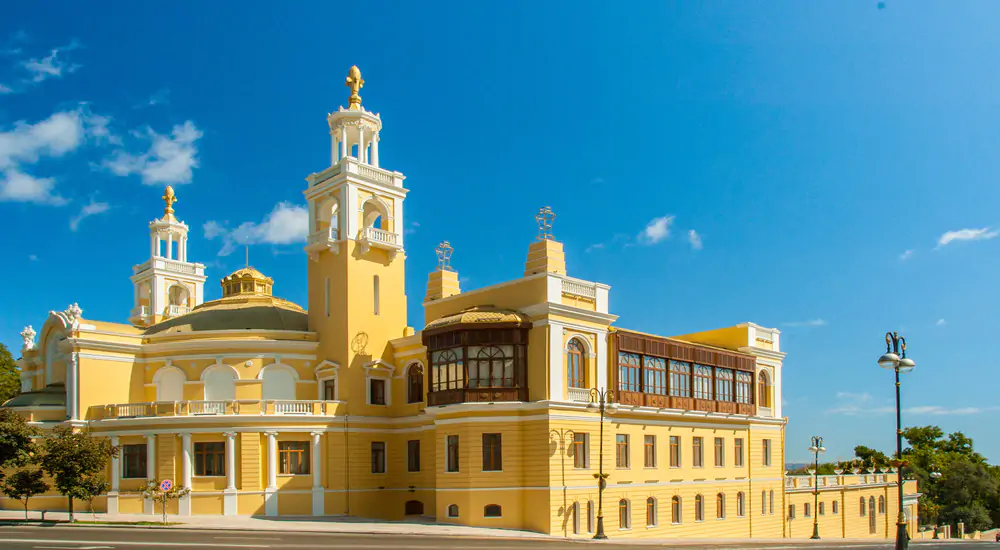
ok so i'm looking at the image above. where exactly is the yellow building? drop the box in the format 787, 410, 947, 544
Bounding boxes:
3, 66, 918, 540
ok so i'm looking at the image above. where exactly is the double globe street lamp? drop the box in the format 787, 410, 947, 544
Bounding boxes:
877, 331, 916, 550
808, 436, 826, 540
587, 388, 616, 540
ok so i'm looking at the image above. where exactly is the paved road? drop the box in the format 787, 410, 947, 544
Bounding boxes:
0, 526, 995, 549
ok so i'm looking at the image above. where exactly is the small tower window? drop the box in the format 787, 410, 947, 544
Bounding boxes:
373, 275, 380, 315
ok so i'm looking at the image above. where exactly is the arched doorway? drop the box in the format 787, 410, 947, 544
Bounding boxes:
404, 500, 424, 516
868, 496, 877, 534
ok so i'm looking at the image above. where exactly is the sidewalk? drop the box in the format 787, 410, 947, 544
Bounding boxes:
0, 510, 980, 546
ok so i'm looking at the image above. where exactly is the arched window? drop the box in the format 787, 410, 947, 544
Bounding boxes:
406, 363, 424, 404
468, 345, 515, 388
447, 504, 459, 518
362, 198, 388, 231
567, 339, 585, 389
860, 497, 866, 516
260, 364, 296, 401
618, 499, 630, 529
644, 356, 667, 395
737, 492, 745, 517
404, 500, 424, 516
671, 496, 682, 524
769, 490, 775, 515
618, 353, 641, 393
758, 370, 771, 408
168, 284, 190, 307
484, 504, 502, 518
572, 502, 581, 534
878, 495, 885, 514
716, 493, 726, 519
203, 365, 237, 401
154, 366, 185, 402
695, 494, 704, 521
587, 500, 595, 533
669, 360, 691, 397
646, 497, 656, 527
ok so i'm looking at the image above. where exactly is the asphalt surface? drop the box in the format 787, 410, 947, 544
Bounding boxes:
0, 525, 996, 549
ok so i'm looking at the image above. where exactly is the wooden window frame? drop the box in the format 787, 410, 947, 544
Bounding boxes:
643, 356, 667, 396
279, 441, 310, 475
194, 442, 225, 477
567, 339, 585, 389
643, 435, 656, 468
734, 438, 744, 467
715, 368, 734, 402
618, 499, 630, 529
482, 433, 502, 472
407, 439, 421, 473
370, 441, 386, 474
616, 434, 629, 469
714, 437, 725, 467
668, 360, 691, 398
573, 432, 589, 469
693, 365, 713, 400
446, 435, 460, 473
617, 352, 641, 393
669, 435, 681, 467
646, 497, 656, 527
692, 437, 703, 468
406, 364, 424, 404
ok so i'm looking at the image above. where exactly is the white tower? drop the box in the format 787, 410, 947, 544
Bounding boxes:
129, 186, 207, 327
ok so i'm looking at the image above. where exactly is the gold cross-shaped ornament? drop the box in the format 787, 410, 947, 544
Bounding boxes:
346, 65, 364, 110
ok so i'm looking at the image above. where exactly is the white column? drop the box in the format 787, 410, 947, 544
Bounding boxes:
180, 433, 192, 516
548, 323, 566, 401
154, 234, 161, 257
223, 432, 237, 515
265, 431, 278, 516
150, 233, 157, 257
371, 132, 379, 167
311, 431, 324, 516
339, 126, 347, 159
179, 236, 187, 262
108, 436, 120, 514
595, 329, 609, 391
358, 126, 365, 163
166, 233, 174, 260
67, 353, 79, 420
144, 435, 156, 514
330, 131, 337, 165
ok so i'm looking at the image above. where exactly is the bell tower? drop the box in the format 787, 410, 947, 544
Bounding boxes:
130, 186, 207, 326
304, 66, 409, 411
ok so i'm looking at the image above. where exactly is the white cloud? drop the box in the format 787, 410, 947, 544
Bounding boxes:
21, 41, 81, 83
829, 391, 999, 416
146, 89, 170, 107
69, 199, 110, 231
0, 84, 12, 94
638, 215, 674, 245
783, 318, 827, 328
28, 254, 38, 261
899, 249, 914, 261
585, 243, 605, 253
936, 227, 999, 249
0, 108, 114, 205
688, 229, 703, 250
936, 318, 947, 327
104, 121, 202, 185
207, 202, 309, 256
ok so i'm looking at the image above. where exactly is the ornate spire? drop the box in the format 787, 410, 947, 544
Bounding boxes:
345, 65, 364, 111
162, 186, 177, 219
435, 241, 454, 271
535, 206, 555, 241
20, 325, 36, 351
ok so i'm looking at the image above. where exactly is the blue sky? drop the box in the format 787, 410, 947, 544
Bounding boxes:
2, 2, 999, 464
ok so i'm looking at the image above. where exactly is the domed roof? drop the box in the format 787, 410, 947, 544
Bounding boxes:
145, 296, 307, 335
224, 266, 271, 282
424, 306, 529, 332
2, 383, 65, 408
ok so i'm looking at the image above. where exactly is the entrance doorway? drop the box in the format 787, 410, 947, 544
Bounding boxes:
405, 500, 424, 516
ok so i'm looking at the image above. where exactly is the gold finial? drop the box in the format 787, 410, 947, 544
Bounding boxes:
162, 186, 177, 218
346, 65, 364, 110
535, 206, 556, 241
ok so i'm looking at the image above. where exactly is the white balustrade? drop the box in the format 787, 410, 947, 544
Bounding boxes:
189, 400, 228, 415
109, 403, 154, 418
130, 306, 149, 318
363, 226, 399, 246
166, 304, 191, 317
562, 279, 597, 299
357, 163, 393, 185
273, 400, 315, 415
567, 387, 592, 403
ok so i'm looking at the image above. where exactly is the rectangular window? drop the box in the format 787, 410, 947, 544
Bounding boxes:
789, 504, 795, 519
371, 442, 386, 474
616, 434, 629, 469
692, 437, 703, 468
734, 438, 744, 467
370, 378, 386, 405
322, 379, 336, 401
573, 432, 589, 469
693, 365, 713, 400
714, 437, 725, 467
373, 275, 380, 315
482, 433, 502, 471
643, 356, 667, 395
618, 353, 641, 393
804, 502, 811, 517
446, 435, 459, 473
715, 368, 734, 402
669, 360, 691, 397
279, 441, 310, 475
324, 277, 330, 317
407, 440, 421, 472
735, 371, 753, 404
121, 444, 147, 479
194, 442, 225, 477
763, 439, 772, 467
669, 436, 681, 467
644, 435, 656, 468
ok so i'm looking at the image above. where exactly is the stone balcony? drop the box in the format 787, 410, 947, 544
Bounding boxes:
359, 226, 402, 258
305, 227, 340, 259
92, 399, 338, 420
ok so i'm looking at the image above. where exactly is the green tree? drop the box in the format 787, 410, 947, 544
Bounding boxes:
74, 475, 110, 520
0, 408, 40, 480
39, 426, 118, 522
0, 343, 19, 405
854, 445, 891, 470
1, 468, 49, 520
140, 479, 190, 524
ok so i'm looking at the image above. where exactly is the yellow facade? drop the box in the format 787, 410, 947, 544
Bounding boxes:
2, 67, 917, 540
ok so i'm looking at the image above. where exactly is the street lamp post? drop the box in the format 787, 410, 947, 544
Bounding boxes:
929, 467, 942, 539
808, 436, 826, 539
877, 331, 916, 550
588, 388, 615, 540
